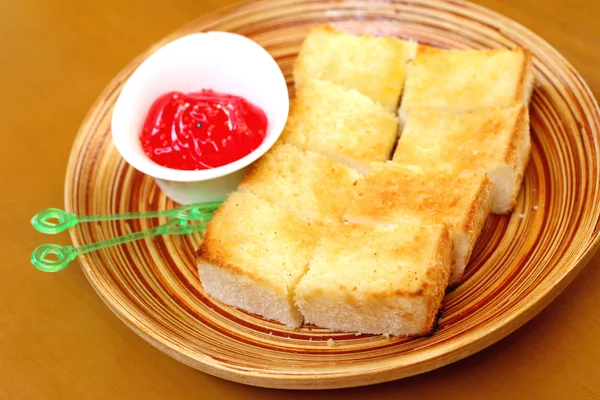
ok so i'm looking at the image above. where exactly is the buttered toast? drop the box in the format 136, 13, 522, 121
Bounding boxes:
238, 143, 361, 223
281, 78, 398, 172
344, 163, 492, 284
294, 25, 417, 111
393, 105, 530, 214
399, 46, 533, 119
294, 222, 453, 336
197, 191, 321, 328
197, 25, 535, 337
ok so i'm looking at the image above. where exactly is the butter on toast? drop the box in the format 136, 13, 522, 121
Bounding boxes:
393, 105, 530, 214
197, 191, 321, 328
294, 222, 453, 336
294, 25, 417, 111
399, 46, 534, 118
281, 78, 399, 172
344, 162, 492, 283
238, 143, 361, 223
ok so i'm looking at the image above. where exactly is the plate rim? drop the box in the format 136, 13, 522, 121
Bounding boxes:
64, 0, 600, 389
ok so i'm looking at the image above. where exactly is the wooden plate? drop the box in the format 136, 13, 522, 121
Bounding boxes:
65, 0, 600, 390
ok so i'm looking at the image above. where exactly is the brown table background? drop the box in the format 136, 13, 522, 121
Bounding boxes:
1, 0, 599, 398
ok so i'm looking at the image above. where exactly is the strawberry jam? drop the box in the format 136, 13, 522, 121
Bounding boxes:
140, 90, 268, 170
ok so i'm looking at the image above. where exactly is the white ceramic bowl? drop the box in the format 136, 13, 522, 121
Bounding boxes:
111, 32, 289, 204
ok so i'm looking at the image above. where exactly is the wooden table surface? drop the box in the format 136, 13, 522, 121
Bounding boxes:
1, 0, 599, 398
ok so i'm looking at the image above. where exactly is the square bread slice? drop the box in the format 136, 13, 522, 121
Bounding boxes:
393, 105, 530, 214
294, 222, 453, 336
344, 162, 492, 284
399, 46, 534, 119
281, 78, 399, 172
238, 143, 361, 223
197, 191, 321, 328
294, 25, 418, 111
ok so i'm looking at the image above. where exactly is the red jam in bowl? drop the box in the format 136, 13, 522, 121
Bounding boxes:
140, 90, 268, 170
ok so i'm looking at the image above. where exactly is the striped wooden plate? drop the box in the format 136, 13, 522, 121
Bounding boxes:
65, 0, 600, 389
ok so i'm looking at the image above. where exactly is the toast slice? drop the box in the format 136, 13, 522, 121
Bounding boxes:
281, 78, 399, 172
294, 222, 453, 336
399, 46, 534, 119
393, 105, 530, 214
344, 162, 492, 283
238, 143, 361, 223
197, 191, 321, 328
294, 25, 418, 111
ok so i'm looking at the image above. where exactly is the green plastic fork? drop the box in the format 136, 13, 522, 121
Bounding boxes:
30, 202, 221, 273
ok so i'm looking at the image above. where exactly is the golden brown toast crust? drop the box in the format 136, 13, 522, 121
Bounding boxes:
458, 171, 493, 278
507, 104, 532, 211
505, 104, 529, 167
516, 48, 534, 104
345, 163, 490, 230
